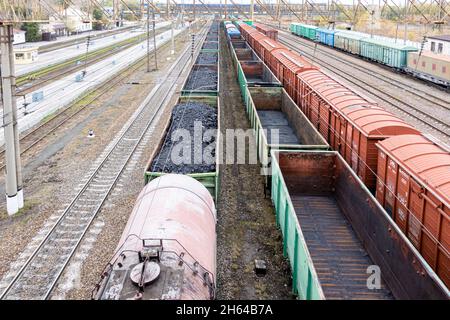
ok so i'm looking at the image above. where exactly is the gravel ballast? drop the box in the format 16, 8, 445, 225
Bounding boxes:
196, 52, 218, 65
184, 66, 218, 91
150, 102, 217, 174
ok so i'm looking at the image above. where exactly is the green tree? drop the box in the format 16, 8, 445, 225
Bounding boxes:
93, 8, 103, 21
21, 22, 41, 42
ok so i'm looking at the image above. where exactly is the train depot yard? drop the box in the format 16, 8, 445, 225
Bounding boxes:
0, 0, 449, 307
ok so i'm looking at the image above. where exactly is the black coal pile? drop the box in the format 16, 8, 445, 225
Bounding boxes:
150, 102, 217, 174
209, 24, 219, 32
202, 41, 218, 50
184, 67, 218, 91
196, 52, 218, 65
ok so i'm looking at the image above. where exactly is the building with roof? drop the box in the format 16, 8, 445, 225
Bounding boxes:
425, 35, 450, 55
14, 46, 38, 65
13, 29, 26, 45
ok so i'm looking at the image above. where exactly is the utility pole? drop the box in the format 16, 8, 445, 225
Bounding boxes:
0, 25, 23, 215
277, 0, 281, 28
147, 3, 150, 72
403, 0, 408, 44
167, 0, 170, 19
170, 1, 175, 55
225, 0, 227, 19
250, 0, 254, 21
193, 0, 196, 21
152, 1, 158, 70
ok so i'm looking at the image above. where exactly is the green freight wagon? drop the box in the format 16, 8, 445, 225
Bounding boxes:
270, 150, 450, 299
334, 30, 367, 55
359, 38, 418, 69
300, 24, 318, 41
290, 23, 301, 35
244, 86, 328, 178
144, 95, 221, 202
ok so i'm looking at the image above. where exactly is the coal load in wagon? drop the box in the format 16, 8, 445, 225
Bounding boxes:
184, 66, 218, 91
196, 52, 218, 65
150, 103, 217, 174
202, 41, 218, 50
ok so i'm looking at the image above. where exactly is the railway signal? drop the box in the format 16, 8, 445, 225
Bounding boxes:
191, 33, 196, 59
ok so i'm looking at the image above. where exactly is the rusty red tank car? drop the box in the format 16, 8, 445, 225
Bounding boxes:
92, 174, 217, 300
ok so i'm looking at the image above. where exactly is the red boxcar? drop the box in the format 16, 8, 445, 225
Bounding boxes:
254, 23, 278, 41
271, 49, 317, 101
296, 69, 420, 190
238, 22, 258, 42
248, 32, 272, 61
255, 37, 286, 71
376, 134, 450, 288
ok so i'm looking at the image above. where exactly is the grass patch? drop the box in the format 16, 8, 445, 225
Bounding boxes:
0, 198, 39, 221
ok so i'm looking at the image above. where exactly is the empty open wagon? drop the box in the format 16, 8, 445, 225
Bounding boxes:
271, 150, 449, 299
230, 39, 248, 49
145, 96, 221, 201
233, 47, 259, 62
244, 86, 328, 175
239, 61, 281, 87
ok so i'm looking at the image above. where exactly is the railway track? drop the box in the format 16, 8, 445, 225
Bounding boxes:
0, 28, 183, 172
37, 26, 137, 54
279, 34, 450, 141
0, 24, 208, 300
15, 26, 170, 95
281, 31, 450, 109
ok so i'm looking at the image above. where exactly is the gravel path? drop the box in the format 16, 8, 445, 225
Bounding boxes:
216, 25, 293, 300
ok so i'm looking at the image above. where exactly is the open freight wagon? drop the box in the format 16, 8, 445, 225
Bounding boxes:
271, 150, 449, 300
181, 57, 220, 96
145, 22, 221, 201
243, 86, 328, 176
145, 95, 221, 202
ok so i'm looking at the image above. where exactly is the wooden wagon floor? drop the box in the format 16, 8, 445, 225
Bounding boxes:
257, 110, 301, 144
291, 195, 393, 300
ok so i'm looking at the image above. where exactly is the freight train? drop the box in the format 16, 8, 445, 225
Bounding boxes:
289, 23, 450, 87
92, 174, 217, 300
235, 21, 450, 291
92, 22, 220, 300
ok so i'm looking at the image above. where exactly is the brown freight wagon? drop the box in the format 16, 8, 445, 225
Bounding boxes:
254, 23, 278, 41
271, 49, 317, 103
376, 134, 450, 288
248, 33, 284, 68
238, 22, 258, 43
296, 69, 420, 191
